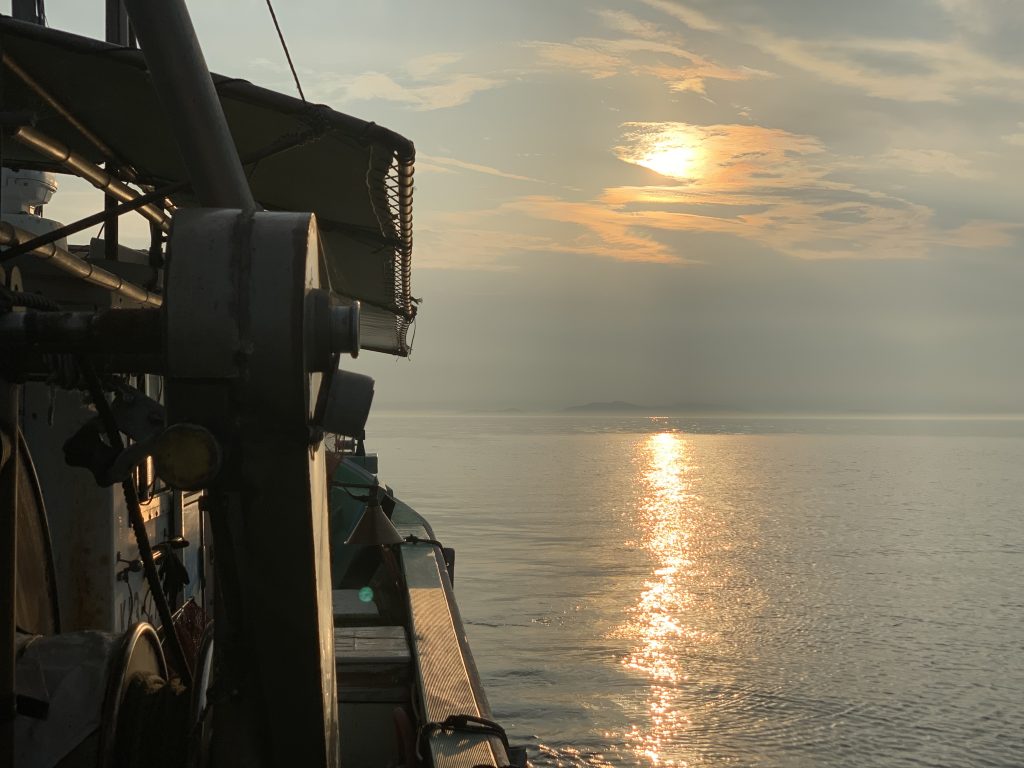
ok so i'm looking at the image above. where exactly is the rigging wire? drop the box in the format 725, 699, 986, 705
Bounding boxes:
264, 0, 306, 102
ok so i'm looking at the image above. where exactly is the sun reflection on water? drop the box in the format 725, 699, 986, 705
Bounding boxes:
618, 431, 713, 766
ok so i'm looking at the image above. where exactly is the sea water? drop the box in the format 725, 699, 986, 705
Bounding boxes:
364, 414, 1024, 768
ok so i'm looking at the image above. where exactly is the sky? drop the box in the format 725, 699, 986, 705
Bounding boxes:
41, 1, 1024, 412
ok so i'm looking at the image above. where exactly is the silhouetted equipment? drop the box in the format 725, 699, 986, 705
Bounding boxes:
0, 0, 523, 765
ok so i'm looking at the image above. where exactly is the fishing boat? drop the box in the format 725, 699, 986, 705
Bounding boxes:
0, 2, 519, 766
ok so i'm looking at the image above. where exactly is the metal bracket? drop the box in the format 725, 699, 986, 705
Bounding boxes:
62, 382, 165, 486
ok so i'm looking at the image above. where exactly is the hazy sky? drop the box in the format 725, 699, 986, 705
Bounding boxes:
44, 1, 1024, 412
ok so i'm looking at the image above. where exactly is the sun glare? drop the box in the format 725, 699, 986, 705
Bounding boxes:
636, 143, 701, 180
618, 124, 707, 182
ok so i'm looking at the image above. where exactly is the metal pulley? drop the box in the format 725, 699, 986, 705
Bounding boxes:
163, 208, 341, 768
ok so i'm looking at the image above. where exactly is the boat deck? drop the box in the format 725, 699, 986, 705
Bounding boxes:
330, 456, 508, 768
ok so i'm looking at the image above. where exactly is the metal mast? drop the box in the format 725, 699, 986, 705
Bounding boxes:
122, 0, 255, 211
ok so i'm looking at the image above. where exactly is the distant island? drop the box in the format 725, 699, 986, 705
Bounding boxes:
563, 401, 650, 412
563, 401, 740, 414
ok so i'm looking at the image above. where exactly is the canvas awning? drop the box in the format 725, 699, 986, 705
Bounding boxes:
0, 16, 416, 354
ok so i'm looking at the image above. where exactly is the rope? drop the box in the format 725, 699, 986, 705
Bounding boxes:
401, 534, 446, 552
417, 714, 511, 763
264, 0, 306, 102
0, 285, 61, 312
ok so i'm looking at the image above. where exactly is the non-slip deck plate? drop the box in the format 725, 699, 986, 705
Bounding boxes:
399, 539, 504, 768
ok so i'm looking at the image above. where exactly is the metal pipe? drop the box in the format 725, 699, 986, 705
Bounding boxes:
123, 0, 256, 211
1, 53, 124, 169
0, 307, 161, 355
1, 54, 179, 213
0, 182, 186, 261
11, 126, 170, 232
2, 53, 180, 210
0, 222, 163, 307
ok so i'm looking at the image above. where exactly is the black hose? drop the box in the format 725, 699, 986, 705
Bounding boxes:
78, 359, 193, 687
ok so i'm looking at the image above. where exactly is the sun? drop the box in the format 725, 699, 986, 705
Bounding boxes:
617, 123, 707, 181
635, 143, 701, 180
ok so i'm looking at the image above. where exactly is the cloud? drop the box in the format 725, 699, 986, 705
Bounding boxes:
330, 70, 499, 110
405, 196, 689, 267
636, 0, 723, 33
746, 31, 1024, 103
528, 34, 769, 95
411, 122, 1017, 268
631, 0, 1024, 104
502, 195, 690, 264
616, 122, 825, 189
418, 154, 545, 183
412, 159, 458, 176
611, 123, 1018, 259
344, 6, 1021, 270
594, 9, 669, 41
933, 0, 1024, 35
1002, 123, 1024, 147
308, 52, 500, 111
470, 123, 1018, 265
410, 212, 574, 270
406, 52, 465, 79
525, 5, 768, 95
526, 41, 622, 79
866, 148, 988, 180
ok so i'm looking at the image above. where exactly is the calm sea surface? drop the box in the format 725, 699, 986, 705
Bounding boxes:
363, 414, 1024, 768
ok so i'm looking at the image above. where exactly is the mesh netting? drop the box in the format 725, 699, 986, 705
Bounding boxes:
367, 144, 416, 355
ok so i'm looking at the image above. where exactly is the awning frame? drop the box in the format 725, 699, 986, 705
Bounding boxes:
0, 15, 417, 355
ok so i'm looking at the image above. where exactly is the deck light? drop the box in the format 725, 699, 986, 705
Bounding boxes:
152, 423, 222, 491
